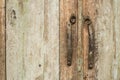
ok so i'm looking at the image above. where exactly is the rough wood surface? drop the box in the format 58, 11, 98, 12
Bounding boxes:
112, 1, 120, 80
82, 0, 97, 80
94, 1, 114, 79
82, 0, 120, 80
6, 0, 59, 80
60, 0, 80, 80
5, 0, 120, 80
77, 0, 84, 80
0, 0, 5, 80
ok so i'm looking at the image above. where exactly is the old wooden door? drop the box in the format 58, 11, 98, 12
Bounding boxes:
0, 0, 120, 80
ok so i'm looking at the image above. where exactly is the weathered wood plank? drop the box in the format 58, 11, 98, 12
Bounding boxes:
112, 1, 120, 80
0, 0, 5, 80
77, 0, 84, 80
43, 0, 59, 80
6, 0, 59, 80
81, 0, 120, 80
82, 0, 97, 80
95, 0, 115, 80
6, 0, 44, 79
60, 0, 79, 80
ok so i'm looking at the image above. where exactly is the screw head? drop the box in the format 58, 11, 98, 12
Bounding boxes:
70, 15, 76, 25
84, 16, 91, 25
88, 63, 93, 69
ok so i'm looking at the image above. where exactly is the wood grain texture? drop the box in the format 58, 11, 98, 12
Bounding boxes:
112, 1, 120, 80
95, 0, 116, 80
82, 0, 120, 80
6, 0, 59, 80
82, 22, 89, 80
83, 0, 120, 80
60, 0, 79, 80
5, 0, 120, 80
82, 0, 97, 80
0, 0, 5, 80
77, 0, 84, 80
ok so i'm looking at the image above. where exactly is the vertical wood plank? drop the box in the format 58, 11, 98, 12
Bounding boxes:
112, 1, 120, 80
0, 0, 5, 80
92, 0, 116, 80
82, 0, 97, 80
77, 0, 84, 80
6, 0, 59, 80
43, 0, 59, 80
60, 0, 79, 80
82, 0, 120, 80
6, 0, 44, 79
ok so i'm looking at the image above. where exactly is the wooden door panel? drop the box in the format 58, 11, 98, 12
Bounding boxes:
6, 0, 59, 80
0, 0, 119, 80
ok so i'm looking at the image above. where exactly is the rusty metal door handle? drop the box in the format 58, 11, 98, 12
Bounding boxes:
67, 23, 72, 66
67, 15, 76, 66
84, 16, 95, 69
